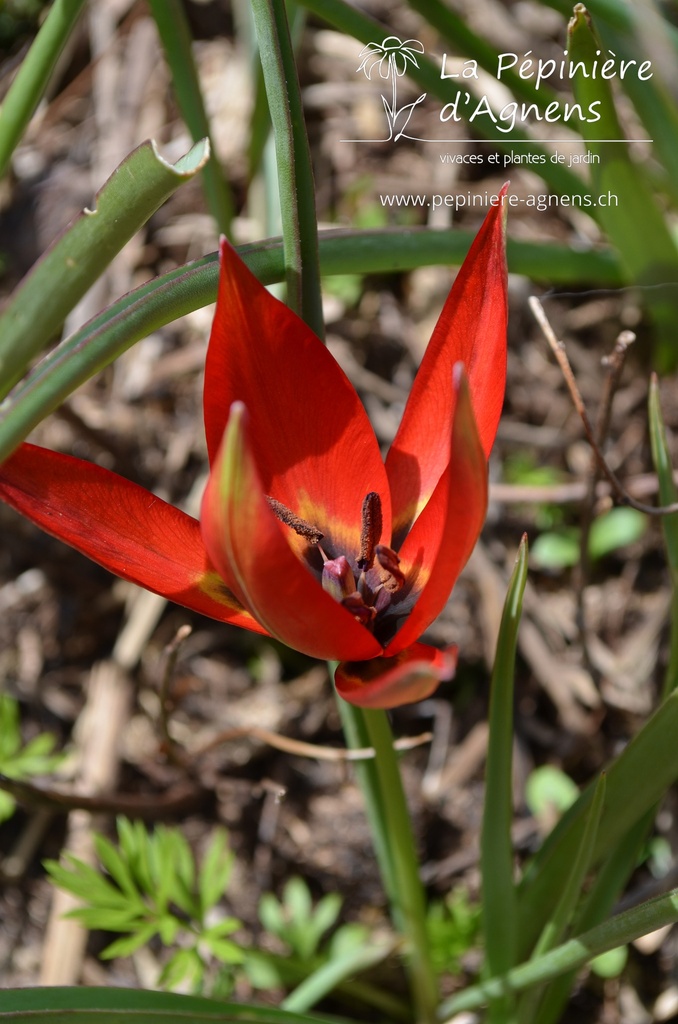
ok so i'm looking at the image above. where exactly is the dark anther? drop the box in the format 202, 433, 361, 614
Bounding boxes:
375, 544, 405, 593
357, 491, 383, 570
266, 496, 323, 544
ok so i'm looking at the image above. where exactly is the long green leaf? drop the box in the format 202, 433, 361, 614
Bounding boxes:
282, 939, 394, 1014
250, 0, 322, 335
440, 886, 678, 1017
0, 0, 87, 181
146, 0, 233, 234
517, 689, 678, 956
0, 138, 210, 401
0, 986, 334, 1022
0, 229, 621, 466
649, 374, 678, 696
567, 6, 678, 371
481, 535, 528, 983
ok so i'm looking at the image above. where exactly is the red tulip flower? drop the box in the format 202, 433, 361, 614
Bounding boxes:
0, 197, 507, 708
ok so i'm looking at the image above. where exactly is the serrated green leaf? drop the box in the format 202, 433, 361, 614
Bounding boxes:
159, 948, 205, 992
202, 935, 246, 965
93, 833, 141, 902
199, 829, 235, 913
99, 925, 158, 961
259, 893, 286, 940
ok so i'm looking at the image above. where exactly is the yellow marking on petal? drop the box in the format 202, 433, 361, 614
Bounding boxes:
198, 570, 245, 610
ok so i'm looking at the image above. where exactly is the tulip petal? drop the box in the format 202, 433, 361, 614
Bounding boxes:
203, 240, 391, 558
334, 642, 458, 709
0, 444, 267, 632
201, 402, 383, 662
383, 368, 487, 656
386, 188, 507, 543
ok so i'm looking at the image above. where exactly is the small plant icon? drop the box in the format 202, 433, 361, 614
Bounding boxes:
357, 36, 426, 141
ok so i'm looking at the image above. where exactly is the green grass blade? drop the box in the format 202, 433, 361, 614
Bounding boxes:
0, 986, 337, 1022
407, 0, 557, 109
439, 886, 678, 1017
481, 535, 528, 985
0, 0, 87, 181
649, 374, 678, 697
0, 138, 209, 402
282, 938, 394, 1013
0, 229, 622, 466
516, 689, 678, 956
534, 812, 650, 1024
146, 0, 234, 234
567, 6, 678, 371
517, 772, 606, 1024
250, 0, 323, 335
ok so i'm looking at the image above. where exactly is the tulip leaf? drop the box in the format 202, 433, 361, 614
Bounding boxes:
0, 987, 334, 1022
516, 688, 678, 956
0, 0, 87, 181
567, 6, 678, 371
481, 535, 528, 986
251, 0, 323, 336
146, 0, 233, 234
440, 884, 678, 1016
649, 375, 678, 696
0, 230, 621, 467
0, 137, 210, 401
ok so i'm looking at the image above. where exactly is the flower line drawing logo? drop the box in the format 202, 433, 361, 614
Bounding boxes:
357, 36, 427, 141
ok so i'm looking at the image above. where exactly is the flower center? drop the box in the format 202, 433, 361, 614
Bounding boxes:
267, 491, 405, 632
321, 492, 404, 630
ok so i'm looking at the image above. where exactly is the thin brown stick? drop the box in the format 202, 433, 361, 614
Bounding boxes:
529, 297, 678, 517
196, 725, 433, 762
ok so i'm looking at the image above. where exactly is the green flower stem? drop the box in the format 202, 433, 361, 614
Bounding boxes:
146, 0, 233, 235
250, 0, 323, 337
337, 695, 438, 1024
0, 0, 87, 181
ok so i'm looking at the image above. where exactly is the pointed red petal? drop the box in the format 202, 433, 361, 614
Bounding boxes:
386, 188, 507, 542
384, 368, 487, 656
0, 444, 268, 633
203, 240, 391, 556
334, 642, 457, 709
201, 402, 383, 662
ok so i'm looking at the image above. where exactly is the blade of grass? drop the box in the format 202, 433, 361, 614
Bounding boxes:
407, 0, 558, 109
281, 937, 395, 1014
534, 812, 650, 1024
0, 985, 338, 1022
517, 772, 606, 1024
0, 229, 622, 465
0, 137, 209, 401
146, 0, 234, 235
516, 689, 678, 956
0, 0, 87, 181
481, 535, 528, 995
250, 0, 323, 335
568, 5, 678, 371
439, 885, 678, 1018
649, 374, 678, 697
